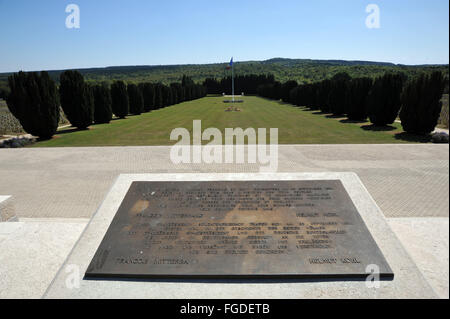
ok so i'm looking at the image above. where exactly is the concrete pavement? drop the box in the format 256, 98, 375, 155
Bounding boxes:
388, 217, 449, 298
0, 144, 447, 219
0, 144, 448, 298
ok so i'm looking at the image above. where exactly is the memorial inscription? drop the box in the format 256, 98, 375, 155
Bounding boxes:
86, 180, 393, 279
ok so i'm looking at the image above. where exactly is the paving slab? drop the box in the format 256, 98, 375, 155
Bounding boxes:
0, 219, 87, 299
0, 195, 16, 222
44, 173, 437, 299
0, 145, 448, 219
388, 217, 449, 299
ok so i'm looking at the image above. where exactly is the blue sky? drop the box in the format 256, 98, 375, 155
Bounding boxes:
0, 0, 448, 72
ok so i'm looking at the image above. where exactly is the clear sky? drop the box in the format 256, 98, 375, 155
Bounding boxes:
0, 0, 448, 72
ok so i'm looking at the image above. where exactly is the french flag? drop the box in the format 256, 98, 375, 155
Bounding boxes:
226, 57, 233, 70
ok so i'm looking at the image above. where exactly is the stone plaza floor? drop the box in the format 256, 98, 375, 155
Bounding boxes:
0, 144, 447, 219
0, 144, 448, 298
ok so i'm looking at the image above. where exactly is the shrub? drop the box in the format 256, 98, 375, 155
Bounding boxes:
170, 83, 184, 104
161, 85, 173, 107
59, 70, 93, 129
93, 84, 112, 124
308, 83, 321, 110
110, 81, 129, 118
367, 73, 405, 126
6, 71, 59, 139
289, 86, 301, 106
328, 72, 351, 115
317, 79, 333, 113
431, 132, 449, 144
204, 74, 276, 95
127, 83, 144, 115
438, 94, 449, 128
257, 82, 282, 100
154, 83, 164, 109
139, 83, 155, 112
347, 77, 373, 121
289, 84, 317, 109
400, 72, 446, 134
304, 84, 320, 109
281, 80, 298, 103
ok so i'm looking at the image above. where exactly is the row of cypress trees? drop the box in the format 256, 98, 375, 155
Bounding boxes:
6, 70, 207, 139
6, 71, 60, 139
257, 71, 446, 135
400, 72, 447, 134
203, 74, 276, 95
103, 77, 207, 121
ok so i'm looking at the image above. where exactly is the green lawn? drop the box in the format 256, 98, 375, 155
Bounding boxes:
34, 96, 417, 147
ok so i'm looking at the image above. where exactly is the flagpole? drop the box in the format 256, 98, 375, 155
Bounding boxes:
231, 58, 235, 103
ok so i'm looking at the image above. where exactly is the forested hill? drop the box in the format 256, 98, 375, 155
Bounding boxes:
0, 58, 448, 87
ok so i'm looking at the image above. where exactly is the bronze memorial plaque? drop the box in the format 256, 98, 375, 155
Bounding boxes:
86, 180, 393, 279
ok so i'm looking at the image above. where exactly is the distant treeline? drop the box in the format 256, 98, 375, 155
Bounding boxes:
5, 71, 206, 139
1, 58, 448, 94
257, 71, 447, 135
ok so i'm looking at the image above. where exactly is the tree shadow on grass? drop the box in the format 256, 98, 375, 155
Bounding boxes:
325, 114, 344, 119
273, 100, 289, 106
361, 124, 397, 132
394, 132, 431, 143
340, 119, 368, 124
56, 127, 91, 135
302, 107, 321, 112
311, 111, 330, 115
36, 136, 53, 142
55, 128, 80, 135
92, 121, 113, 126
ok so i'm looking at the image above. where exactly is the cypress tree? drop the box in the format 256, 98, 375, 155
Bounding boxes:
170, 83, 184, 104
289, 86, 301, 106
281, 80, 298, 103
83, 84, 95, 125
181, 76, 199, 101
205, 74, 275, 95
110, 81, 129, 118
59, 70, 93, 129
301, 83, 319, 109
328, 72, 351, 115
183, 84, 192, 101
6, 71, 59, 139
161, 85, 172, 106
347, 77, 373, 121
181, 75, 194, 87
307, 83, 320, 110
127, 83, 144, 115
400, 72, 446, 134
139, 83, 155, 112
317, 79, 333, 113
154, 83, 164, 109
367, 73, 405, 126
93, 84, 112, 124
